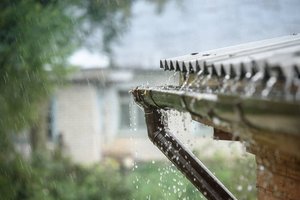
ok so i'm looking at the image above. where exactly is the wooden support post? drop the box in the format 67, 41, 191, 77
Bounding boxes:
249, 144, 300, 200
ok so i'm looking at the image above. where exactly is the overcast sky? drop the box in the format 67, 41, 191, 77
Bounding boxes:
70, 0, 300, 69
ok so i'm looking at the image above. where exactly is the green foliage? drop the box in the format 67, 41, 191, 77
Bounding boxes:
0, 0, 134, 149
0, 0, 77, 135
0, 153, 133, 200
0, 0, 175, 136
201, 154, 257, 200
128, 155, 257, 200
84, 0, 133, 53
0, 150, 256, 200
128, 161, 202, 199
0, 155, 33, 200
0, 1, 196, 199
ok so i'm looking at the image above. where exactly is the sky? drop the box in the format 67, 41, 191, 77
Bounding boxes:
70, 0, 300, 69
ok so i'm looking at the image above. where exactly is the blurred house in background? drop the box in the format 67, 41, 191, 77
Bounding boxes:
48, 68, 180, 165
33, 0, 300, 165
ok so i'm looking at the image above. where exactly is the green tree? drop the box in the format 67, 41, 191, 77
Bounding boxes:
0, 0, 175, 199
0, 0, 76, 145
0, 0, 175, 151
0, 0, 136, 151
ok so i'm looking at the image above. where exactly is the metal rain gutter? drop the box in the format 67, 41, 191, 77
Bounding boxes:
131, 87, 300, 156
130, 34, 300, 199
131, 89, 237, 200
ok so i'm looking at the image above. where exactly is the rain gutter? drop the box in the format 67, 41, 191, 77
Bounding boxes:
131, 88, 237, 200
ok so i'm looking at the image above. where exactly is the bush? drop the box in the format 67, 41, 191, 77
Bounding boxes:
0, 150, 256, 200
0, 153, 133, 200
127, 155, 256, 200
128, 161, 203, 199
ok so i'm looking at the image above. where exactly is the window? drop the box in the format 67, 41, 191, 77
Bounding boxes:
120, 99, 131, 129
47, 98, 57, 142
119, 91, 146, 133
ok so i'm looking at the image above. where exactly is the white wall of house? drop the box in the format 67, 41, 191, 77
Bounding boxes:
51, 69, 207, 164
102, 87, 120, 144
55, 84, 102, 164
101, 70, 181, 161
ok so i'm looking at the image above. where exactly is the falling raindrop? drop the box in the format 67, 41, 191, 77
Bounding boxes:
236, 185, 243, 191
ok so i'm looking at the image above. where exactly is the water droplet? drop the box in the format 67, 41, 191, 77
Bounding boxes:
259, 165, 265, 171
236, 185, 243, 191
247, 185, 253, 191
